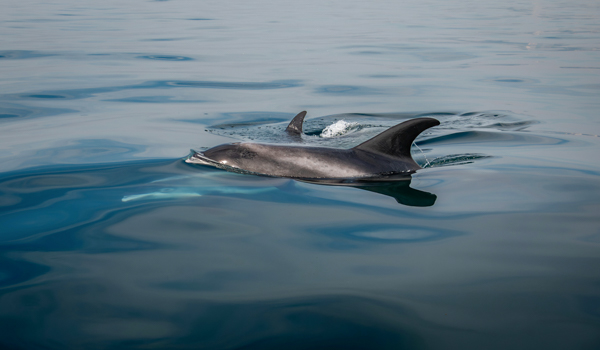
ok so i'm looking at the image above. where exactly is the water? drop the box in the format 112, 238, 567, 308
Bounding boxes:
1, 0, 600, 349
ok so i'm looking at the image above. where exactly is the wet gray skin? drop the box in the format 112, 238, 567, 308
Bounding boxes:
187, 112, 440, 181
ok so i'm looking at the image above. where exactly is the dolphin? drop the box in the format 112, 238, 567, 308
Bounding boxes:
186, 112, 440, 182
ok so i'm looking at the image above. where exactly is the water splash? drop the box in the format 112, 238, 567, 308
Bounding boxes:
412, 142, 432, 168
320, 120, 359, 138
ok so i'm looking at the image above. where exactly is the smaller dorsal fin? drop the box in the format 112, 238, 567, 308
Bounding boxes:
285, 111, 307, 135
353, 117, 440, 159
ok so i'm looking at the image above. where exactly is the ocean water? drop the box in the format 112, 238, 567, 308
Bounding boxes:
1, 0, 600, 349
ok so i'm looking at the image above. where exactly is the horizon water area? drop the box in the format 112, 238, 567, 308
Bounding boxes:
1, 0, 600, 349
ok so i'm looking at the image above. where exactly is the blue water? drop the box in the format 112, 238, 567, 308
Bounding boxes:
1, 1, 600, 349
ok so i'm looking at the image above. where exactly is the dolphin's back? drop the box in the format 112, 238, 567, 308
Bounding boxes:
235, 144, 370, 178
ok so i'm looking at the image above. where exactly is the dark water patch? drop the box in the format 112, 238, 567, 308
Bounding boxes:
0, 290, 424, 350
27, 94, 67, 99
460, 111, 493, 116
0, 258, 50, 288
204, 296, 423, 350
315, 85, 378, 96
572, 84, 600, 90
3, 51, 202, 62
0, 212, 165, 254
530, 43, 596, 52
342, 44, 476, 62
561, 67, 600, 70
106, 96, 208, 103
158, 270, 265, 292
367, 74, 400, 78
5, 86, 121, 101
0, 50, 55, 59
137, 55, 194, 61
355, 50, 384, 55
577, 296, 600, 319
495, 79, 524, 83
483, 77, 540, 85
0, 103, 76, 120
140, 38, 190, 42
166, 79, 301, 90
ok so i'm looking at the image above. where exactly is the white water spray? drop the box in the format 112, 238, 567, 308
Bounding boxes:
413, 142, 432, 168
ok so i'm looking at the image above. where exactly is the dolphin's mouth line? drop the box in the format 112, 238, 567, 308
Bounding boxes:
185, 152, 219, 166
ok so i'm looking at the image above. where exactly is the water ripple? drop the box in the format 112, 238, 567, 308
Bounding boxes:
136, 55, 194, 61
315, 85, 379, 96
0, 80, 302, 103
0, 104, 77, 120
0, 50, 55, 59
307, 223, 463, 249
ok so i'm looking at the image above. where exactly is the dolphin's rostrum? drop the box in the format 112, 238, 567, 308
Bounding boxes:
186, 112, 440, 183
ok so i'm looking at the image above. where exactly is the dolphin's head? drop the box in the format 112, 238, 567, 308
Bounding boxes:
187, 143, 259, 170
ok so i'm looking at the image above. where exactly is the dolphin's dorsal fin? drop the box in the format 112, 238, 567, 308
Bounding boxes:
353, 117, 440, 158
285, 111, 307, 135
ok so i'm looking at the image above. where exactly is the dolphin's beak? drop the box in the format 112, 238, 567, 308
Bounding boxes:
185, 152, 215, 165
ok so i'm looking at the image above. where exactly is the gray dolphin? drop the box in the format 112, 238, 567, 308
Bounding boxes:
186, 112, 440, 182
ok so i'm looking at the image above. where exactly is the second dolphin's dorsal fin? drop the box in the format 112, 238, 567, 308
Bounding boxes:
353, 117, 440, 158
285, 111, 307, 135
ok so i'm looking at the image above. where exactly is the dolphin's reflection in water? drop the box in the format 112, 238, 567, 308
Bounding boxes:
357, 180, 436, 207
122, 171, 437, 207
300, 175, 437, 207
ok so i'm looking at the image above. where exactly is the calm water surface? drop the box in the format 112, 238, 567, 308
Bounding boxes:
1, 0, 600, 349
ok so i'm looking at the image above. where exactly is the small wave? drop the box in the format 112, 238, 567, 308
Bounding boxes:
137, 55, 194, 61
426, 153, 492, 168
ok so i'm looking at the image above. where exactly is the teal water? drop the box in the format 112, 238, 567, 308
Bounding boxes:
1, 1, 600, 349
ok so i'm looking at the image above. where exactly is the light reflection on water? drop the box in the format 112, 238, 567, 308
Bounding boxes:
1, 0, 600, 348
